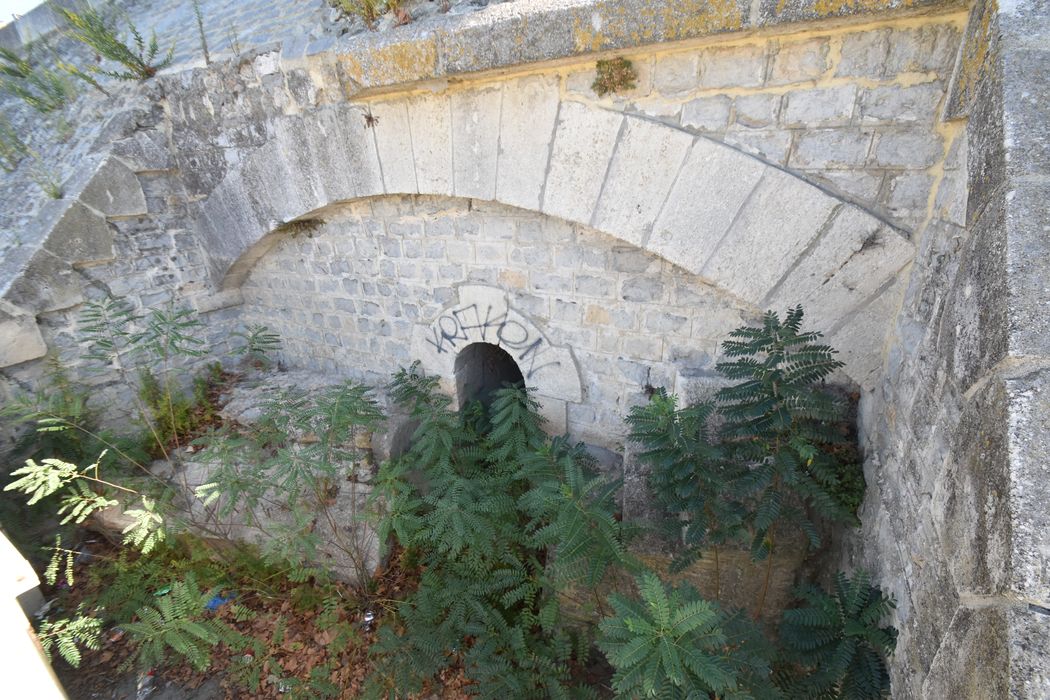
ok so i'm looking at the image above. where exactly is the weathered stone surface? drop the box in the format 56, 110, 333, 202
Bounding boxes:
76, 158, 149, 219
542, 101, 623, 224
450, 86, 501, 200
40, 201, 115, 265
858, 81, 944, 124
407, 93, 454, 196
765, 206, 913, 325
495, 75, 560, 211
0, 313, 46, 368
647, 137, 764, 274
781, 85, 856, 126
698, 45, 766, 89
702, 167, 837, 302
680, 94, 732, 131
371, 99, 418, 194
768, 38, 829, 85
592, 117, 692, 245
792, 128, 873, 169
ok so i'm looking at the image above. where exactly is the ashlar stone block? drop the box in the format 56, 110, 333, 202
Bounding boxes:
408, 93, 454, 196
542, 101, 623, 224
451, 86, 501, 200
496, 75, 560, 211
0, 313, 46, 367
702, 167, 837, 303
77, 157, 148, 219
765, 205, 914, 326
41, 200, 115, 265
593, 116, 693, 246
371, 99, 417, 194
648, 137, 765, 274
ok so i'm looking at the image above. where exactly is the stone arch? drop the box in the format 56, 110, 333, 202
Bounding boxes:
199, 78, 917, 389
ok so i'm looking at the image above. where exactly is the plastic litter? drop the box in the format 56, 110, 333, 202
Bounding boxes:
205, 592, 236, 611
135, 669, 155, 699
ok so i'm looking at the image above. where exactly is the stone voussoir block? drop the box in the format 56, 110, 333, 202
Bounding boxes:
76, 157, 149, 219
0, 311, 46, 368
592, 116, 693, 246
496, 75, 560, 211
542, 100, 624, 225
702, 167, 837, 303
647, 137, 765, 274
451, 86, 501, 200
408, 92, 454, 197
41, 200, 115, 266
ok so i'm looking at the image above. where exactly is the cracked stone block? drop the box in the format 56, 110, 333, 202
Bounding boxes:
451, 86, 501, 200
0, 314, 46, 367
542, 101, 623, 224
77, 158, 149, 218
495, 75, 560, 211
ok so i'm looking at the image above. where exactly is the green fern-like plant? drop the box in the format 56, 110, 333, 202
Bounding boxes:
56, 5, 174, 81
630, 308, 864, 584
121, 575, 242, 672
597, 571, 775, 699
231, 323, 282, 368
36, 605, 102, 668
776, 571, 896, 700
716, 306, 861, 559
365, 365, 631, 698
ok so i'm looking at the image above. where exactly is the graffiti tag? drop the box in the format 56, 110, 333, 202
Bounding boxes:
424, 303, 561, 379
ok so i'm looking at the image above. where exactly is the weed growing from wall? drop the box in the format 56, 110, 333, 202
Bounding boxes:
0, 44, 76, 113
592, 57, 638, 96
56, 5, 174, 81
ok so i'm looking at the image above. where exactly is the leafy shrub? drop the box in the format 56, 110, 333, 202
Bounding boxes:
598, 571, 776, 699
628, 307, 865, 605
777, 571, 897, 699
56, 5, 174, 81
366, 366, 632, 697
36, 606, 102, 667
121, 574, 242, 672
231, 323, 282, 368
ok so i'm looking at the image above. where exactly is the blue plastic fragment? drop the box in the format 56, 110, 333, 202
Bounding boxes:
205, 592, 236, 611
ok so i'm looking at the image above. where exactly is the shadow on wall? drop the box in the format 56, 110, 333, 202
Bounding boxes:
454, 342, 525, 410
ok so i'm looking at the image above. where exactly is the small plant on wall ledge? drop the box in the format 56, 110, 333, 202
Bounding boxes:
56, 5, 174, 81
592, 56, 638, 96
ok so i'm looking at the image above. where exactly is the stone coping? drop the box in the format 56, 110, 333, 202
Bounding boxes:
2, 0, 965, 92
290, 0, 967, 94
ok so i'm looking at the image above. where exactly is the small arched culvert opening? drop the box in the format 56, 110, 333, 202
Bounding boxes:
454, 342, 525, 410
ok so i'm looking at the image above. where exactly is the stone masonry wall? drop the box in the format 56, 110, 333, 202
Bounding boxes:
7, 0, 1044, 695
238, 195, 755, 447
